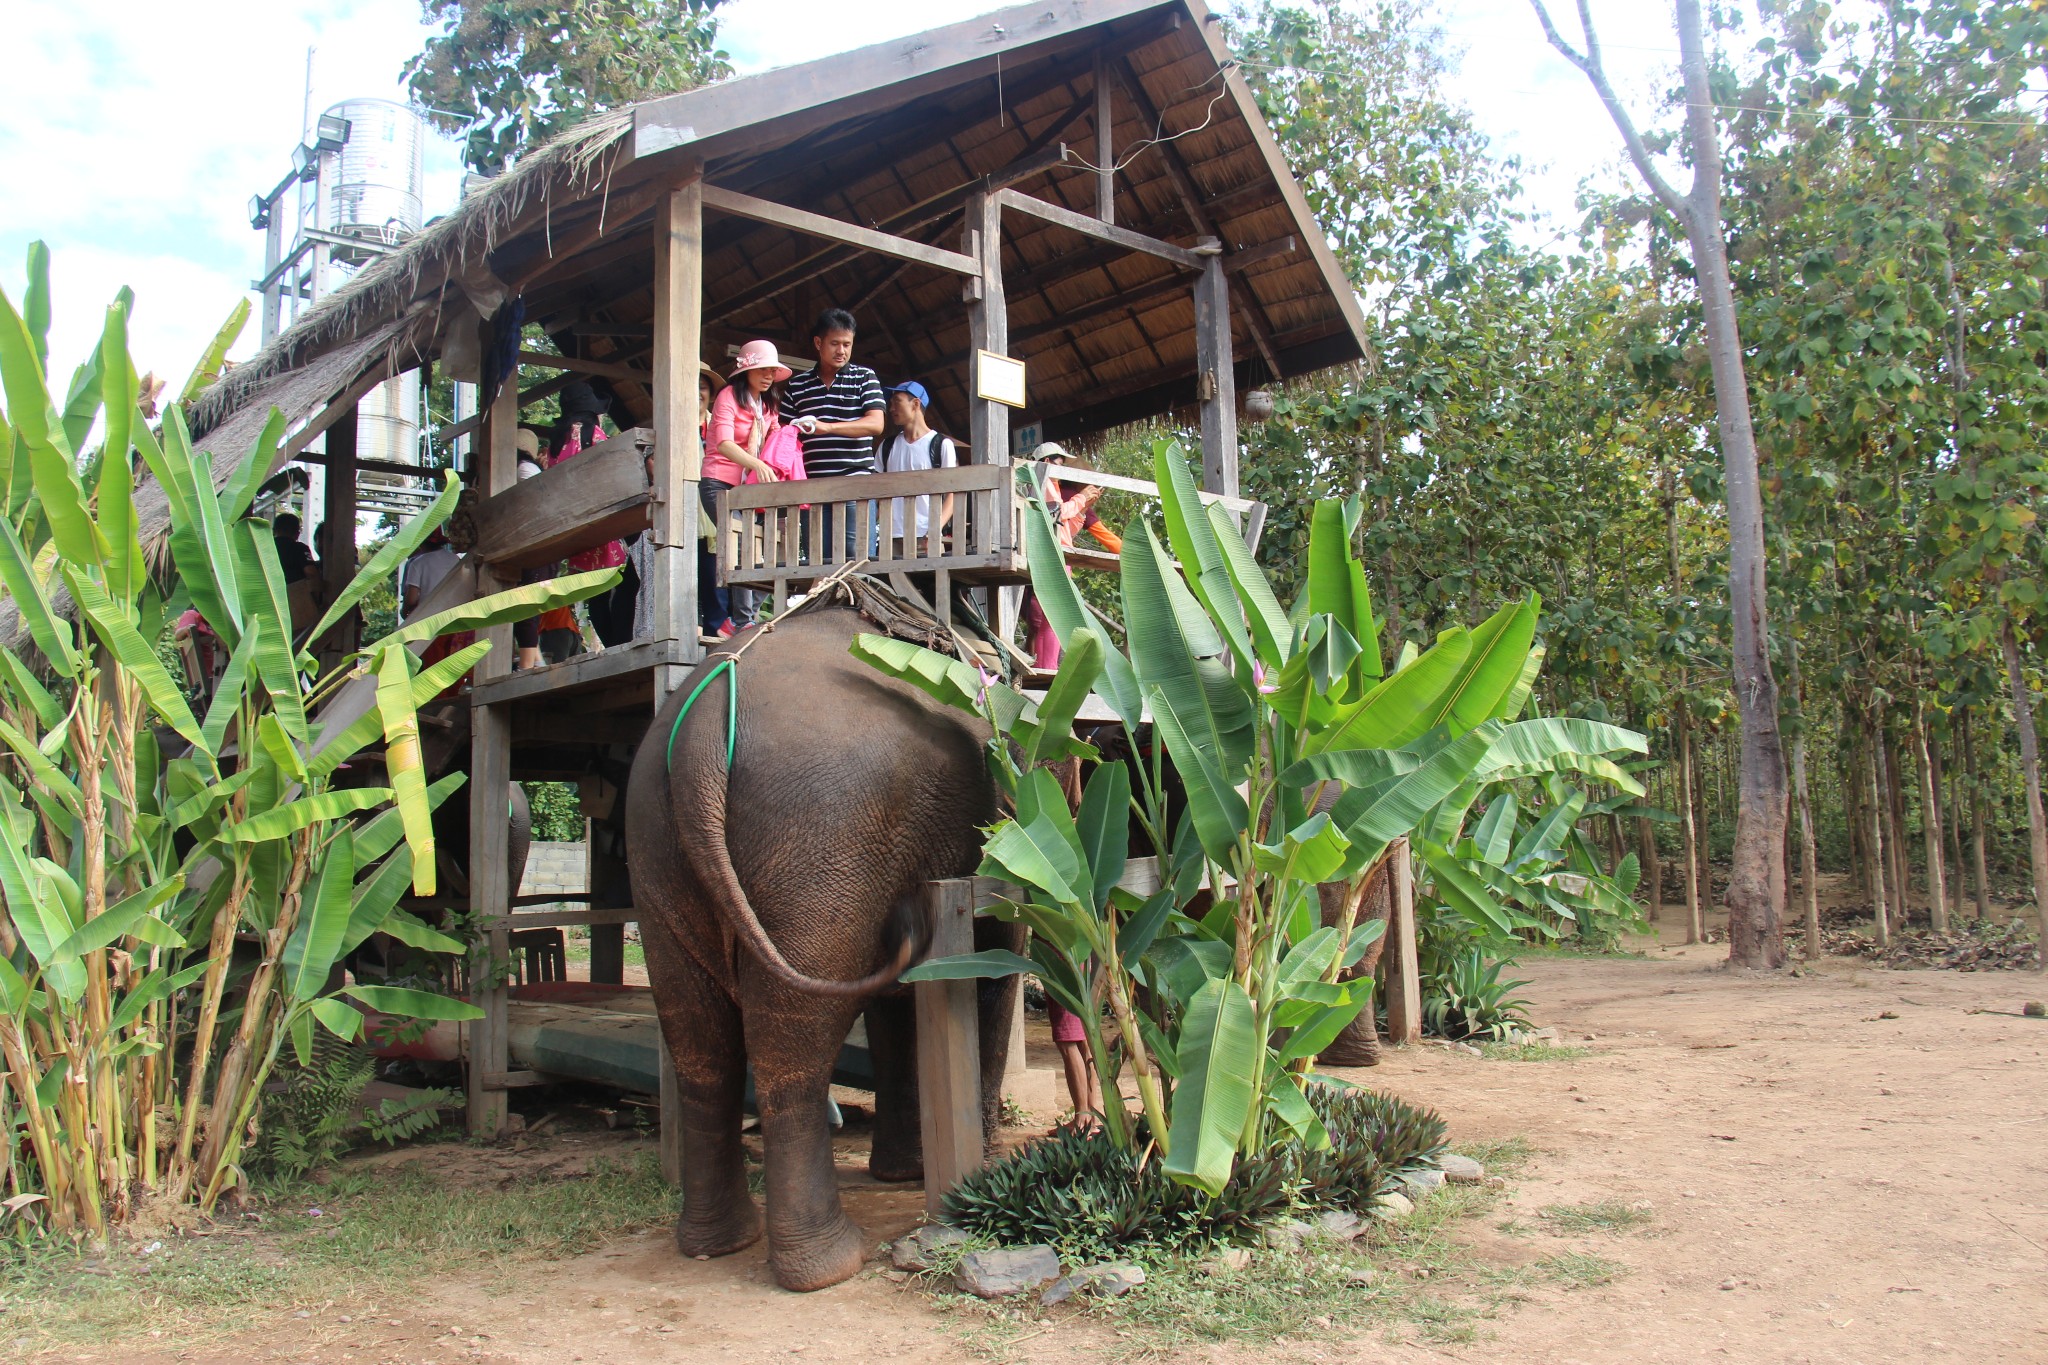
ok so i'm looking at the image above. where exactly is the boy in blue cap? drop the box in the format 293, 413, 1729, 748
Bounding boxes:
875, 380, 957, 558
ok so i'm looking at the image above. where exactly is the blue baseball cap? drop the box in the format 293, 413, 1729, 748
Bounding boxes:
883, 380, 930, 407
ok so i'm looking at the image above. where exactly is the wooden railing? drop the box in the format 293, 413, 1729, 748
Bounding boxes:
717, 464, 1023, 596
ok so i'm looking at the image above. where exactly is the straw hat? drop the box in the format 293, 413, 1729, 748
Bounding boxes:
697, 361, 727, 391
730, 340, 793, 382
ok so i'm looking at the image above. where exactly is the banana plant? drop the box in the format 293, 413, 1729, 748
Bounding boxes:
880, 438, 1543, 1197
0, 246, 616, 1231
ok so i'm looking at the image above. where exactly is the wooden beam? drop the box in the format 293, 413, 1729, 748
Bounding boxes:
1094, 52, 1115, 225
293, 448, 441, 483
1008, 270, 1188, 349
915, 878, 983, 1216
1383, 837, 1422, 1045
993, 186, 1205, 271
466, 429, 654, 571
705, 135, 1080, 321
316, 402, 359, 666
650, 178, 704, 662
467, 339, 520, 1142
469, 636, 687, 707
1195, 252, 1238, 496
965, 192, 1010, 464
515, 350, 652, 384
701, 185, 980, 277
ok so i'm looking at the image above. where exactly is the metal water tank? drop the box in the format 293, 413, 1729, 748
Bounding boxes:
356, 369, 421, 468
320, 98, 425, 246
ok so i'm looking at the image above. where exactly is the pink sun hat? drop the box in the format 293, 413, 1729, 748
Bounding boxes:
730, 339, 793, 382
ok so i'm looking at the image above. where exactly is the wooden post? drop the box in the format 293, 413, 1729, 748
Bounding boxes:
319, 401, 359, 672
1382, 837, 1422, 1045
915, 878, 982, 1216
651, 174, 704, 661
1194, 253, 1238, 496
466, 341, 520, 1139
964, 192, 1009, 464
1094, 52, 1114, 225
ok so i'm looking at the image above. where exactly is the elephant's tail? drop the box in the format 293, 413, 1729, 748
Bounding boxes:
671, 672, 923, 999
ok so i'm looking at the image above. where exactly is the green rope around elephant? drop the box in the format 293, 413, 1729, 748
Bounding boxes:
666, 656, 738, 771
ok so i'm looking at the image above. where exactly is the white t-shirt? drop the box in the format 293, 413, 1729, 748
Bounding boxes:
400, 543, 461, 620
877, 430, 957, 539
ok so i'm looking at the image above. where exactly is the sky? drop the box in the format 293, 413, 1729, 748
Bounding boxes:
0, 0, 1687, 392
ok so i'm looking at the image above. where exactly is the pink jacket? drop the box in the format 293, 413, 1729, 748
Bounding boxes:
706, 386, 778, 485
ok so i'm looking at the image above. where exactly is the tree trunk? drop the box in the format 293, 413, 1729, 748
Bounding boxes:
1532, 0, 1787, 967
1964, 708, 1991, 918
1864, 733, 1890, 949
1640, 814, 1663, 924
1935, 722, 1963, 913
1997, 617, 2048, 968
1911, 697, 1949, 932
1678, 703, 1703, 945
1784, 622, 1821, 958
1886, 728, 1911, 926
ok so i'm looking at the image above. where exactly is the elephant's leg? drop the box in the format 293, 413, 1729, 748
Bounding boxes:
975, 917, 1027, 1146
643, 924, 760, 1258
863, 992, 922, 1182
747, 996, 870, 1292
1317, 869, 1394, 1068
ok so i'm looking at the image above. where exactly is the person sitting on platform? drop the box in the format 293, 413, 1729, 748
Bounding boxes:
514, 427, 549, 669
553, 381, 636, 649
783, 308, 884, 561
272, 512, 321, 638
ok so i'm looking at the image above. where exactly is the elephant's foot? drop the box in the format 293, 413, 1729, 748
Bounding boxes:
1317, 1033, 1383, 1068
769, 1212, 868, 1292
675, 1200, 762, 1259
867, 1147, 923, 1183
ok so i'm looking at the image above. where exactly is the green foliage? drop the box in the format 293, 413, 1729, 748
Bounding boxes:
943, 1085, 1444, 1261
250, 1041, 375, 1183
523, 781, 582, 842
1420, 951, 1531, 1043
884, 441, 1524, 1197
0, 249, 618, 1234
361, 1088, 458, 1146
405, 0, 733, 174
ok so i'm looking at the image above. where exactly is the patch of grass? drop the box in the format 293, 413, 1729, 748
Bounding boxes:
1536, 1200, 1656, 1235
1481, 1041, 1592, 1062
0, 1150, 673, 1354
1536, 1251, 1627, 1289
1454, 1135, 1536, 1178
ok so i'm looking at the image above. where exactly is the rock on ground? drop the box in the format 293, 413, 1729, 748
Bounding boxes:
1438, 1153, 1485, 1183
1314, 1209, 1364, 1241
1372, 1191, 1416, 1221
889, 1224, 968, 1271
1396, 1168, 1446, 1201
955, 1246, 1061, 1298
1040, 1263, 1146, 1305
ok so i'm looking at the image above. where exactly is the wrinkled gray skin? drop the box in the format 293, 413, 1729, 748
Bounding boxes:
625, 608, 1020, 1293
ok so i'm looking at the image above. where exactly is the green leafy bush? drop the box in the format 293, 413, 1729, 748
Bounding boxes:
943, 1084, 1445, 1260
524, 781, 583, 842
250, 1040, 376, 1183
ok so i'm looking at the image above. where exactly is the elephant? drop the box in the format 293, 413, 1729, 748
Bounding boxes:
625, 605, 1021, 1292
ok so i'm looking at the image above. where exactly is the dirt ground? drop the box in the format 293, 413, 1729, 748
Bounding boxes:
73, 911, 2048, 1365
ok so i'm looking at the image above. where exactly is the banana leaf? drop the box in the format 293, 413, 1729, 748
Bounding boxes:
1152, 439, 1256, 675
1122, 522, 1254, 767
20, 243, 51, 372
1162, 976, 1259, 1193
380, 567, 622, 649
1205, 500, 1291, 667
342, 984, 483, 1021
375, 644, 436, 895
1417, 595, 1540, 735
223, 787, 392, 844
1310, 628, 1472, 754
177, 298, 249, 406
1074, 755, 1129, 910
95, 303, 143, 602
0, 512, 78, 678
1147, 683, 1249, 861
304, 469, 461, 645
1023, 492, 1144, 727
898, 948, 1037, 983
67, 570, 205, 751
282, 829, 356, 1002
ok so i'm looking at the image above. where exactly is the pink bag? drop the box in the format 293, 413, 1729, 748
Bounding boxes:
748, 423, 808, 484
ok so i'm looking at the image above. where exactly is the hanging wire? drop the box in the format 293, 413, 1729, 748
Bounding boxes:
1063, 63, 1239, 178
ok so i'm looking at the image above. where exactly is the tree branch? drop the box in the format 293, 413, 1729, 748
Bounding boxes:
1527, 0, 1692, 224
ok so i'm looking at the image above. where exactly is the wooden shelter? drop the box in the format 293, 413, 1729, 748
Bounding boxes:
169, 0, 1371, 1165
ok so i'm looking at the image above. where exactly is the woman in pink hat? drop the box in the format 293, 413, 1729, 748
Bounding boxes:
705, 340, 793, 628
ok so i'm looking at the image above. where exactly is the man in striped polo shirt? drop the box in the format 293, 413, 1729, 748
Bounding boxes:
784, 307, 885, 562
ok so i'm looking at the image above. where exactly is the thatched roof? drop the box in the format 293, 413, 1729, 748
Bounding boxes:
5, 0, 1368, 652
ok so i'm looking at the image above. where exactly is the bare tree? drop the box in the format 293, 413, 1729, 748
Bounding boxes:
1530, 0, 1788, 967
